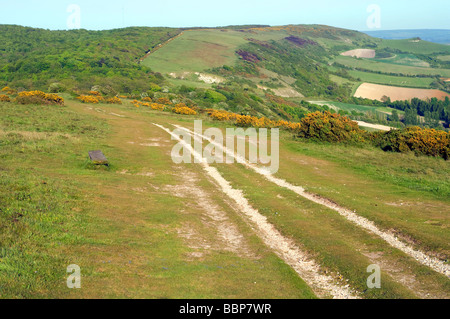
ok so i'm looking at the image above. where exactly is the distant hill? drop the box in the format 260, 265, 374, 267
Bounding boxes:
363, 30, 450, 45
1, 24, 449, 109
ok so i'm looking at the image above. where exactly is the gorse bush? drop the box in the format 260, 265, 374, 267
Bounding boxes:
156, 97, 172, 105
16, 90, 64, 105
77, 95, 100, 104
150, 103, 165, 110
172, 106, 197, 115
2, 86, 16, 95
372, 127, 450, 160
297, 111, 366, 143
206, 109, 302, 131
106, 97, 122, 105
0, 94, 11, 102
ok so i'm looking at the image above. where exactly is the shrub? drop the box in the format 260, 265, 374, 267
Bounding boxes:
151, 103, 165, 111
172, 106, 197, 115
372, 126, 450, 160
149, 83, 162, 92
106, 96, 122, 104
209, 110, 236, 121
0, 94, 11, 102
48, 82, 65, 93
77, 95, 99, 104
297, 111, 365, 143
16, 91, 64, 105
89, 91, 102, 96
2, 86, 16, 95
157, 97, 172, 105
204, 90, 227, 103
206, 109, 301, 131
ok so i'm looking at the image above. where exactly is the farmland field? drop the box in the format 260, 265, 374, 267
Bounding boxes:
354, 83, 450, 101
335, 56, 450, 77
347, 70, 434, 88
372, 54, 430, 68
376, 39, 450, 55
437, 55, 450, 62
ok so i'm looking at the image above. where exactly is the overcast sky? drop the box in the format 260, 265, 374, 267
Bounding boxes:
0, 0, 449, 31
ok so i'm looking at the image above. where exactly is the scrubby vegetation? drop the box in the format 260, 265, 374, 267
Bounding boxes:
297, 111, 365, 143
372, 126, 450, 160
0, 25, 180, 93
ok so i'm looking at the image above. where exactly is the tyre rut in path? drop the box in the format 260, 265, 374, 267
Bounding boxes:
174, 124, 450, 279
154, 123, 359, 299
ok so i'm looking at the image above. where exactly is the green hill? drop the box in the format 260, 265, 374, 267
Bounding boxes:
0, 25, 181, 93
1, 24, 449, 128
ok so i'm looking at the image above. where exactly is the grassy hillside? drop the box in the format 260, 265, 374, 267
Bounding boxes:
376, 39, 450, 55
1, 97, 448, 298
1, 23, 449, 130
142, 29, 249, 74
335, 56, 450, 77
143, 25, 373, 98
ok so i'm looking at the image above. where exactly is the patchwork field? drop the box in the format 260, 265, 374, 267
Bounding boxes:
336, 56, 450, 77
373, 54, 430, 68
437, 55, 450, 62
376, 39, 450, 55
354, 83, 450, 101
347, 70, 434, 88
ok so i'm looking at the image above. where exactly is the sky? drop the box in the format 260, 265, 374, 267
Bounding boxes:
0, 0, 449, 31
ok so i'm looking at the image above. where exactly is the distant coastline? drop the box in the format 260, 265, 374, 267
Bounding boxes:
362, 29, 450, 45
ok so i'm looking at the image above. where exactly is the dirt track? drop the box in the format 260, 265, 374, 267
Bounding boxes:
156, 123, 359, 299
175, 124, 450, 279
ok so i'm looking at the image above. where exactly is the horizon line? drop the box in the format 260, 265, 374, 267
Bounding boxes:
1, 23, 449, 33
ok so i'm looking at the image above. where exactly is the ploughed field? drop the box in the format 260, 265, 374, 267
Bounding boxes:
354, 83, 450, 101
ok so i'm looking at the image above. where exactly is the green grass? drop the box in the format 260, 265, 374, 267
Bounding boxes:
215, 164, 419, 299
281, 139, 450, 256
373, 54, 429, 68
309, 100, 395, 118
2, 98, 449, 299
437, 55, 450, 62
0, 100, 317, 299
166, 112, 450, 263
377, 39, 450, 55
142, 29, 248, 74
0, 102, 109, 298
336, 56, 450, 77
348, 70, 434, 88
